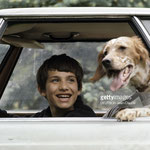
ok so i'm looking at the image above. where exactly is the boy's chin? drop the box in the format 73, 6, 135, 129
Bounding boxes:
58, 104, 74, 110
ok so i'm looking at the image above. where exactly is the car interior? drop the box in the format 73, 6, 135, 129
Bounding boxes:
2, 22, 135, 46
0, 18, 139, 117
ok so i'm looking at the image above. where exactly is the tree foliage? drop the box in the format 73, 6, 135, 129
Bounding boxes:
0, 0, 150, 9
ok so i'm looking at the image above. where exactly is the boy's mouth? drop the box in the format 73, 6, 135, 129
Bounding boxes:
56, 94, 72, 98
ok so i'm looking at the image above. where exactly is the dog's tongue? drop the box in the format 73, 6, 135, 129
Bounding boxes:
110, 67, 130, 91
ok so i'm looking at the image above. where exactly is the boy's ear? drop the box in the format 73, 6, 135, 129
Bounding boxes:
38, 86, 46, 97
77, 89, 81, 96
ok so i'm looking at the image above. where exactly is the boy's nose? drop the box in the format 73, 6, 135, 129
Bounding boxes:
59, 81, 68, 91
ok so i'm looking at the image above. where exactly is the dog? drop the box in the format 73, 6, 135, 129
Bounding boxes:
91, 36, 150, 121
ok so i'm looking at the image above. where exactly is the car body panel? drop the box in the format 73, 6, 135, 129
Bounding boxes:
0, 118, 150, 150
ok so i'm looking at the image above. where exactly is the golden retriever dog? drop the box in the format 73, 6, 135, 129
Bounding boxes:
91, 36, 150, 121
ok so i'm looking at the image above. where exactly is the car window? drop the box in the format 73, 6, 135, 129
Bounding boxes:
0, 44, 10, 64
141, 19, 150, 34
0, 41, 143, 112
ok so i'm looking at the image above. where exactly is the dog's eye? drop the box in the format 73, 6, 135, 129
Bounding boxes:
103, 51, 107, 57
119, 46, 126, 51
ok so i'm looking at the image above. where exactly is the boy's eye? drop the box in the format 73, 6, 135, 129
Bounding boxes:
51, 79, 59, 82
68, 78, 76, 82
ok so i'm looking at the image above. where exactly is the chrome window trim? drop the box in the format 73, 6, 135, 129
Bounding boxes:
132, 16, 150, 50
0, 7, 150, 17
0, 18, 7, 39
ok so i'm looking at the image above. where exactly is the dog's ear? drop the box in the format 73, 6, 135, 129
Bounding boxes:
90, 50, 106, 83
132, 36, 149, 65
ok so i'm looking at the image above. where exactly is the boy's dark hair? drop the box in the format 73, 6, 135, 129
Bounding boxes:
36, 54, 83, 91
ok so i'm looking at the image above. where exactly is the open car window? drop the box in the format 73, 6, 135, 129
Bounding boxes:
0, 12, 148, 116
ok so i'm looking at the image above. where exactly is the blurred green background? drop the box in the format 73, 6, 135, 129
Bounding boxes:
0, 0, 149, 9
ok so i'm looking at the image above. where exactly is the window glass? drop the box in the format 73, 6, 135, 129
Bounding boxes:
0, 42, 143, 112
0, 44, 10, 64
141, 19, 150, 34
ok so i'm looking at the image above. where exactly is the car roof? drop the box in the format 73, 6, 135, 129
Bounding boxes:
0, 7, 150, 18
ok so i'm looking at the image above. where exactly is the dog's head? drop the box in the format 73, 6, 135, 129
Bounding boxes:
91, 36, 150, 91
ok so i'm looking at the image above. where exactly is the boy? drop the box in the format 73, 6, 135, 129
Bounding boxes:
0, 54, 96, 117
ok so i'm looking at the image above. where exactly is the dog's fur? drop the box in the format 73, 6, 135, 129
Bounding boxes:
91, 36, 150, 121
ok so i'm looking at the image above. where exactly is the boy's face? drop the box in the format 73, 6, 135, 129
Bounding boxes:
39, 70, 81, 111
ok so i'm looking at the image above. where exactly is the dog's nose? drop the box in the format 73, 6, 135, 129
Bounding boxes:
102, 59, 111, 68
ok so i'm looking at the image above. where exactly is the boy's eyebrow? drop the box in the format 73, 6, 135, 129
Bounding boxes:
48, 76, 59, 79
67, 75, 76, 78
